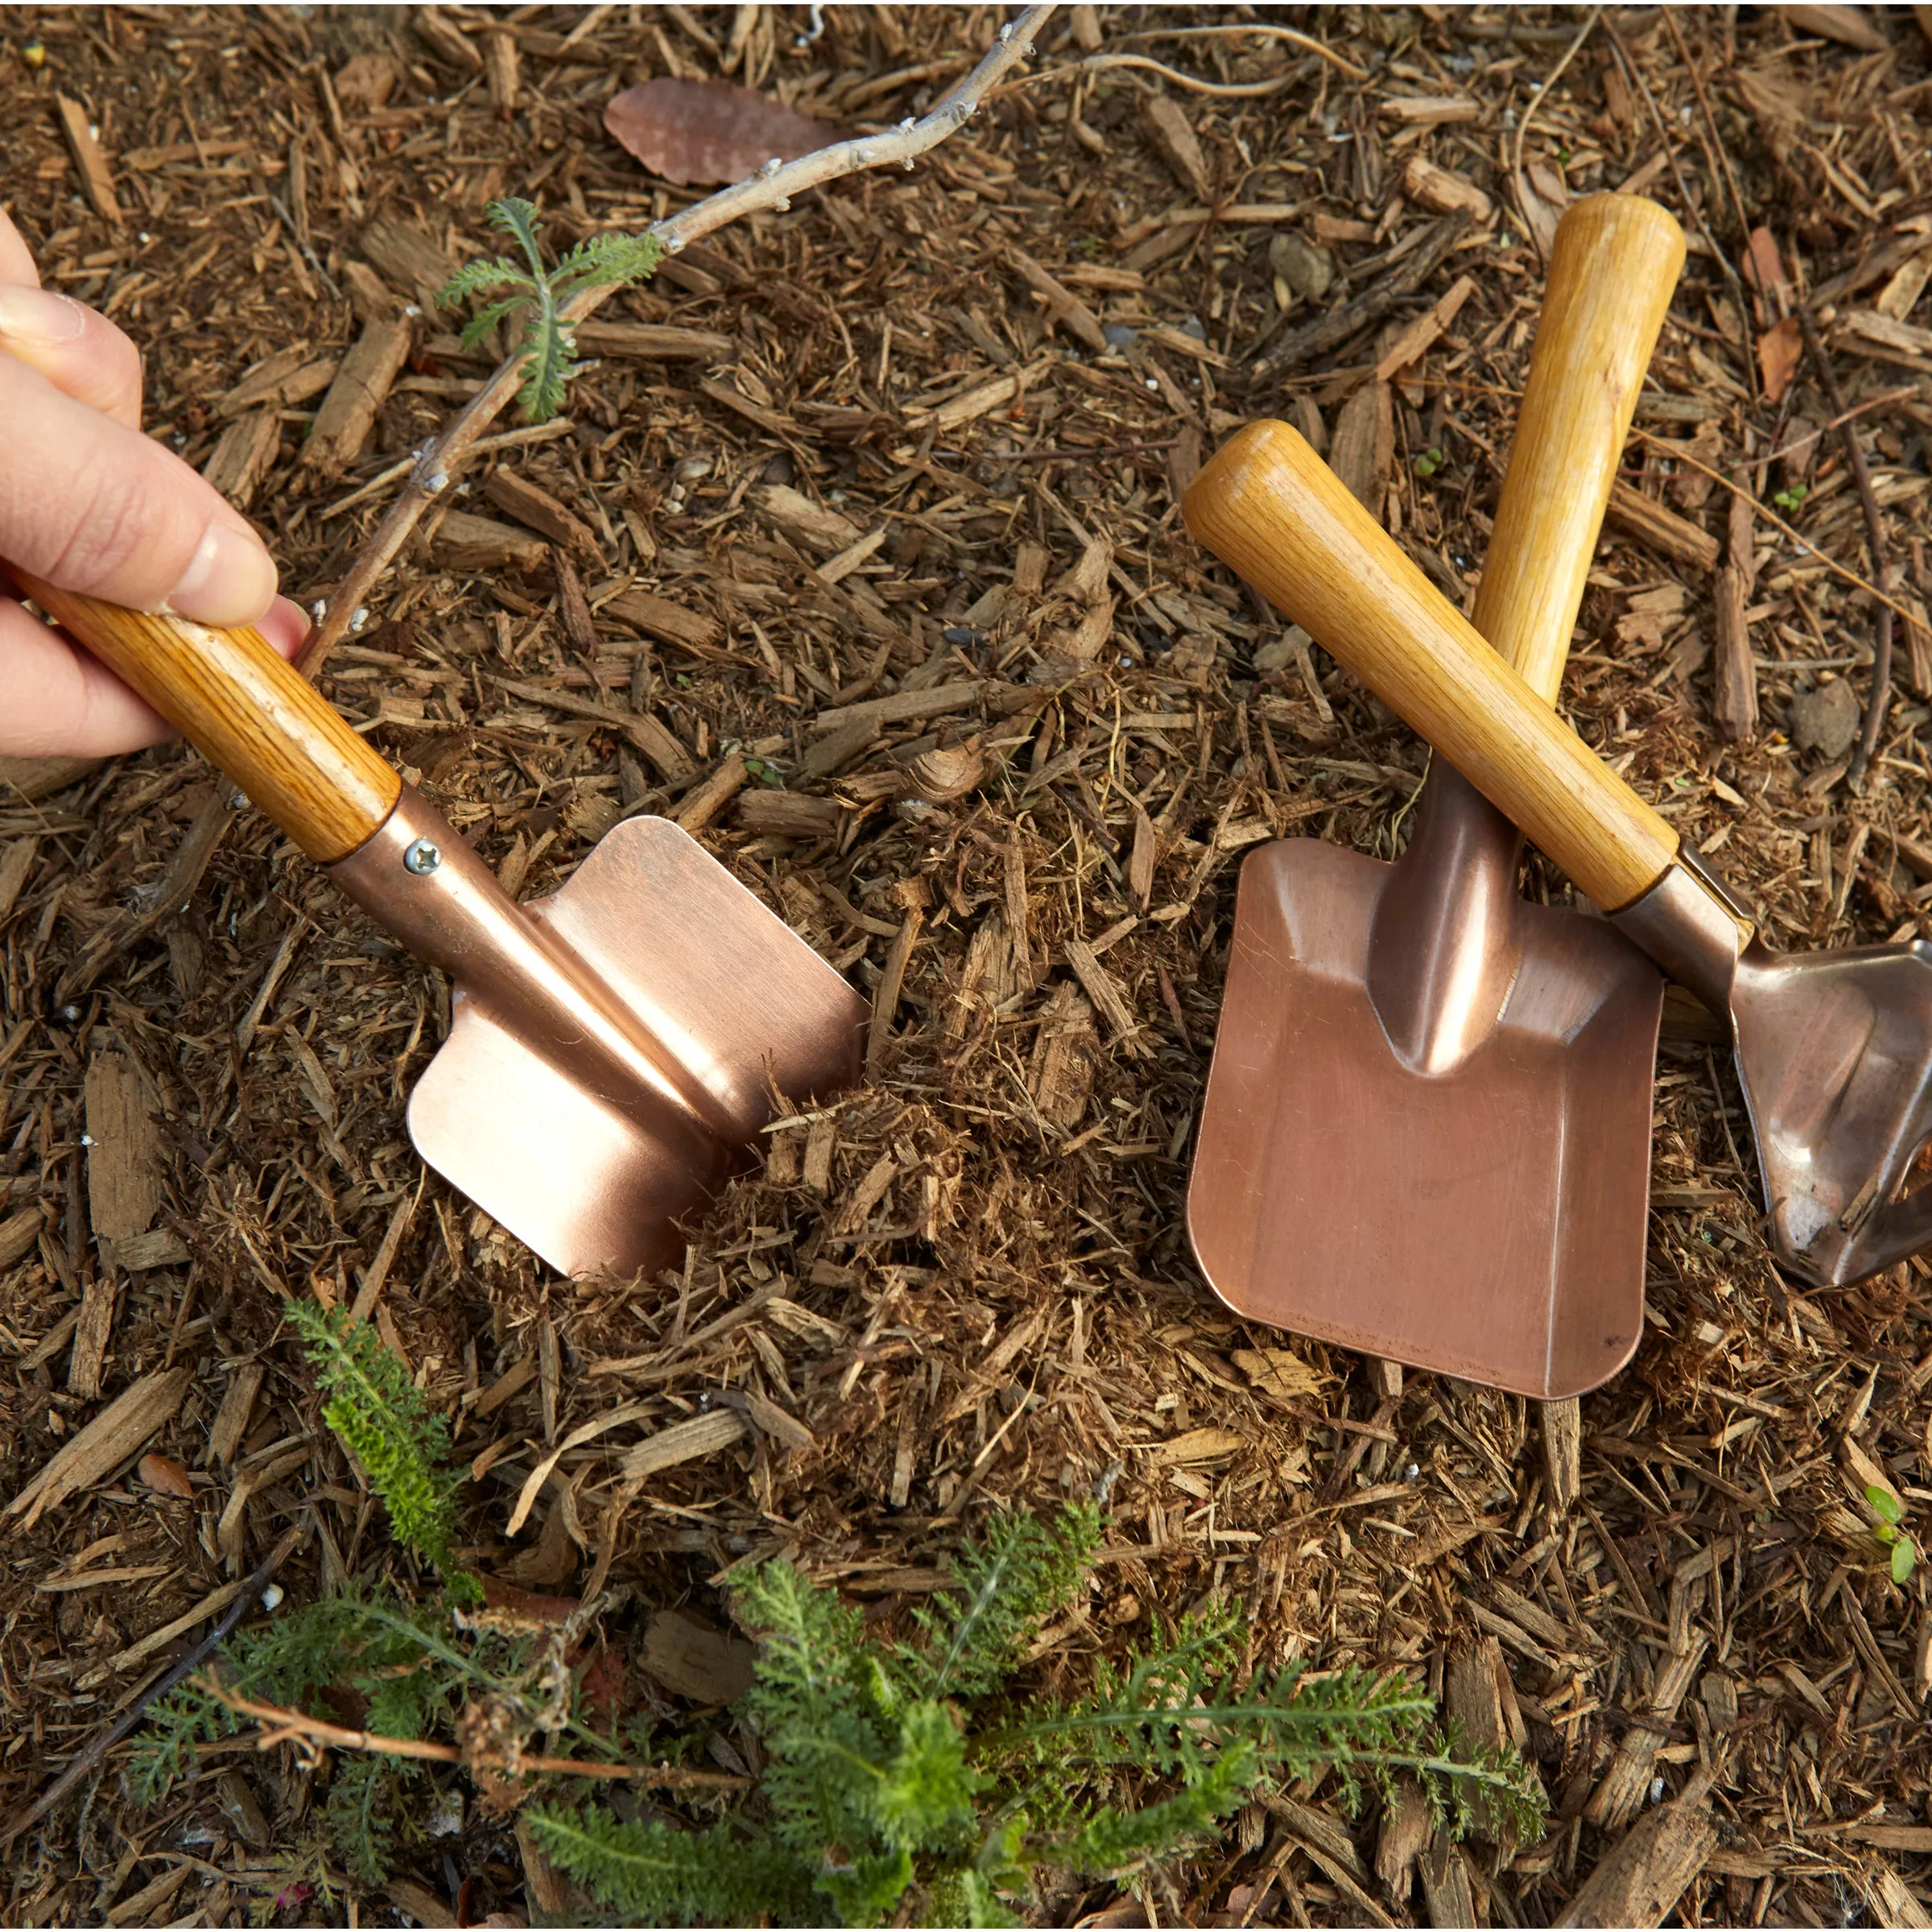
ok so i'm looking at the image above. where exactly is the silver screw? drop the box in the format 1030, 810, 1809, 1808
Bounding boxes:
403, 838, 442, 875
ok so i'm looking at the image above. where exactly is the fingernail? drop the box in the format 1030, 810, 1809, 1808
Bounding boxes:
0, 285, 88, 346
162, 523, 278, 627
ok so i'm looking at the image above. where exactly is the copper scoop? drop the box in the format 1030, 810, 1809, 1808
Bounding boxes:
16, 574, 864, 1278
1187, 423, 1932, 1292
1186, 196, 1680, 1398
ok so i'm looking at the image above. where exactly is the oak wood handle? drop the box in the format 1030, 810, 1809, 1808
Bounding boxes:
14, 573, 398, 863
1476, 194, 1686, 703
1184, 424, 1678, 911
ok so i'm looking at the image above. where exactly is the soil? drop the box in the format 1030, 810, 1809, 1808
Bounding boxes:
2, 4, 1931, 1926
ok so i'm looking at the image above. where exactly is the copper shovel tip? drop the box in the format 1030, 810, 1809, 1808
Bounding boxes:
334, 800, 865, 1281
1187, 777, 1663, 1402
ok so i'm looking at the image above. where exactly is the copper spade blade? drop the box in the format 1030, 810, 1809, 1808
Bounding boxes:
1188, 768, 1662, 1398
332, 790, 863, 1278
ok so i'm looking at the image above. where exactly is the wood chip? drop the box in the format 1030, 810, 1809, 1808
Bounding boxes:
303, 313, 413, 473
435, 509, 549, 573
1557, 1776, 1719, 1927
617, 1407, 750, 1478
68, 1277, 117, 1402
1373, 275, 1476, 381
200, 407, 282, 510
206, 1362, 266, 1467
1713, 563, 1758, 740
357, 217, 458, 309
1140, 93, 1210, 201
641, 1608, 756, 1702
4, 1365, 192, 1531
736, 791, 841, 839
601, 588, 724, 653
491, 676, 695, 782
1150, 1426, 1248, 1466
1381, 94, 1480, 124
1063, 938, 1148, 1057
85, 1052, 162, 1246
1606, 483, 1720, 572
216, 347, 340, 419
1402, 154, 1494, 221
1331, 378, 1393, 519
673, 754, 749, 832
753, 484, 862, 553
1008, 246, 1107, 353
1777, 4, 1891, 52
0, 1206, 45, 1270
483, 469, 597, 554
56, 96, 122, 223
574, 321, 736, 361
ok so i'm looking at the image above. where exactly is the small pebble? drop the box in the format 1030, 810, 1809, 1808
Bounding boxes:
1788, 678, 1861, 760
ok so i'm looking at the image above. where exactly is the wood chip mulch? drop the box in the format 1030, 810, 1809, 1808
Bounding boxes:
2, 5, 1930, 1926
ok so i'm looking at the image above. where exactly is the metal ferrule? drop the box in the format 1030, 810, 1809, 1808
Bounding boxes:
1608, 848, 1746, 1020
328, 786, 735, 1152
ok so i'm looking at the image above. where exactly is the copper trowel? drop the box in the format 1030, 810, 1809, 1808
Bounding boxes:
1186, 196, 1683, 1398
1191, 345, 1932, 1298
16, 575, 864, 1278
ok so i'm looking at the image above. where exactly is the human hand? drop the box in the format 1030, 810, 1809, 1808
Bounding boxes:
0, 207, 308, 758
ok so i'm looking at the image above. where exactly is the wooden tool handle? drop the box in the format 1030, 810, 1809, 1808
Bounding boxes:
15, 572, 398, 863
1184, 423, 1678, 910
1478, 194, 1685, 703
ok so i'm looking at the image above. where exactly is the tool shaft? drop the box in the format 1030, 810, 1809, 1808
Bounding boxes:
1185, 421, 1680, 912
16, 573, 399, 863
1475, 194, 1685, 700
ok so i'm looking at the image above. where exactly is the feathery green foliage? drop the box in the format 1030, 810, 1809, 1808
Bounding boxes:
284, 1300, 459, 1569
533, 1504, 1547, 1926
134, 1310, 632, 1886
438, 196, 663, 421
135, 1331, 1542, 1929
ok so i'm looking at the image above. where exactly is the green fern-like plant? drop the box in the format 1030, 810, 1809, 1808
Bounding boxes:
530, 1505, 1546, 1927
438, 196, 663, 421
284, 1301, 459, 1570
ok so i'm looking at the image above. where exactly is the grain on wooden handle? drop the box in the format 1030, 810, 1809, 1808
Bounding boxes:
16, 573, 398, 863
1476, 194, 1686, 704
1183, 423, 1678, 912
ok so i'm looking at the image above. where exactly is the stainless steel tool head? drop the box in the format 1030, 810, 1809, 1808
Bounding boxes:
1617, 856, 1932, 1286
332, 793, 864, 1279
1189, 768, 1662, 1398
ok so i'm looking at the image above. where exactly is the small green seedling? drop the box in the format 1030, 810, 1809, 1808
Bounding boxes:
439, 197, 663, 422
1414, 446, 1446, 478
1867, 1483, 1918, 1584
1773, 481, 1810, 513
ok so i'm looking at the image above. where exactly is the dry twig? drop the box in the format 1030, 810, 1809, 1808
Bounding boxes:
300, 2, 1058, 677
199, 1675, 748, 1790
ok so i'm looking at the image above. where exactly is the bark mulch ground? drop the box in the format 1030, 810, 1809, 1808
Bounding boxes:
2, 4, 1930, 1926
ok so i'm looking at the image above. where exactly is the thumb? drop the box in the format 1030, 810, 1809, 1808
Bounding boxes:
0, 352, 277, 626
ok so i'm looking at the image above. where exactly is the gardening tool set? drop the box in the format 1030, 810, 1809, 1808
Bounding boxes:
21, 193, 1932, 1396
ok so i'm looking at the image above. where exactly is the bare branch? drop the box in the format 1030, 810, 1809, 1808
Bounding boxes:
299, 4, 1058, 679
196, 1672, 749, 1790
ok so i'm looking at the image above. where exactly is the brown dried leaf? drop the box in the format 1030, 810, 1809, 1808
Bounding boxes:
604, 79, 840, 188
1758, 316, 1803, 402
1777, 3, 1889, 51
1233, 1347, 1327, 1403
138, 1451, 194, 1497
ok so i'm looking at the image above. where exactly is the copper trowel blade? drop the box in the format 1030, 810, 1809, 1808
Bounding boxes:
1187, 824, 1662, 1400
407, 815, 862, 1278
